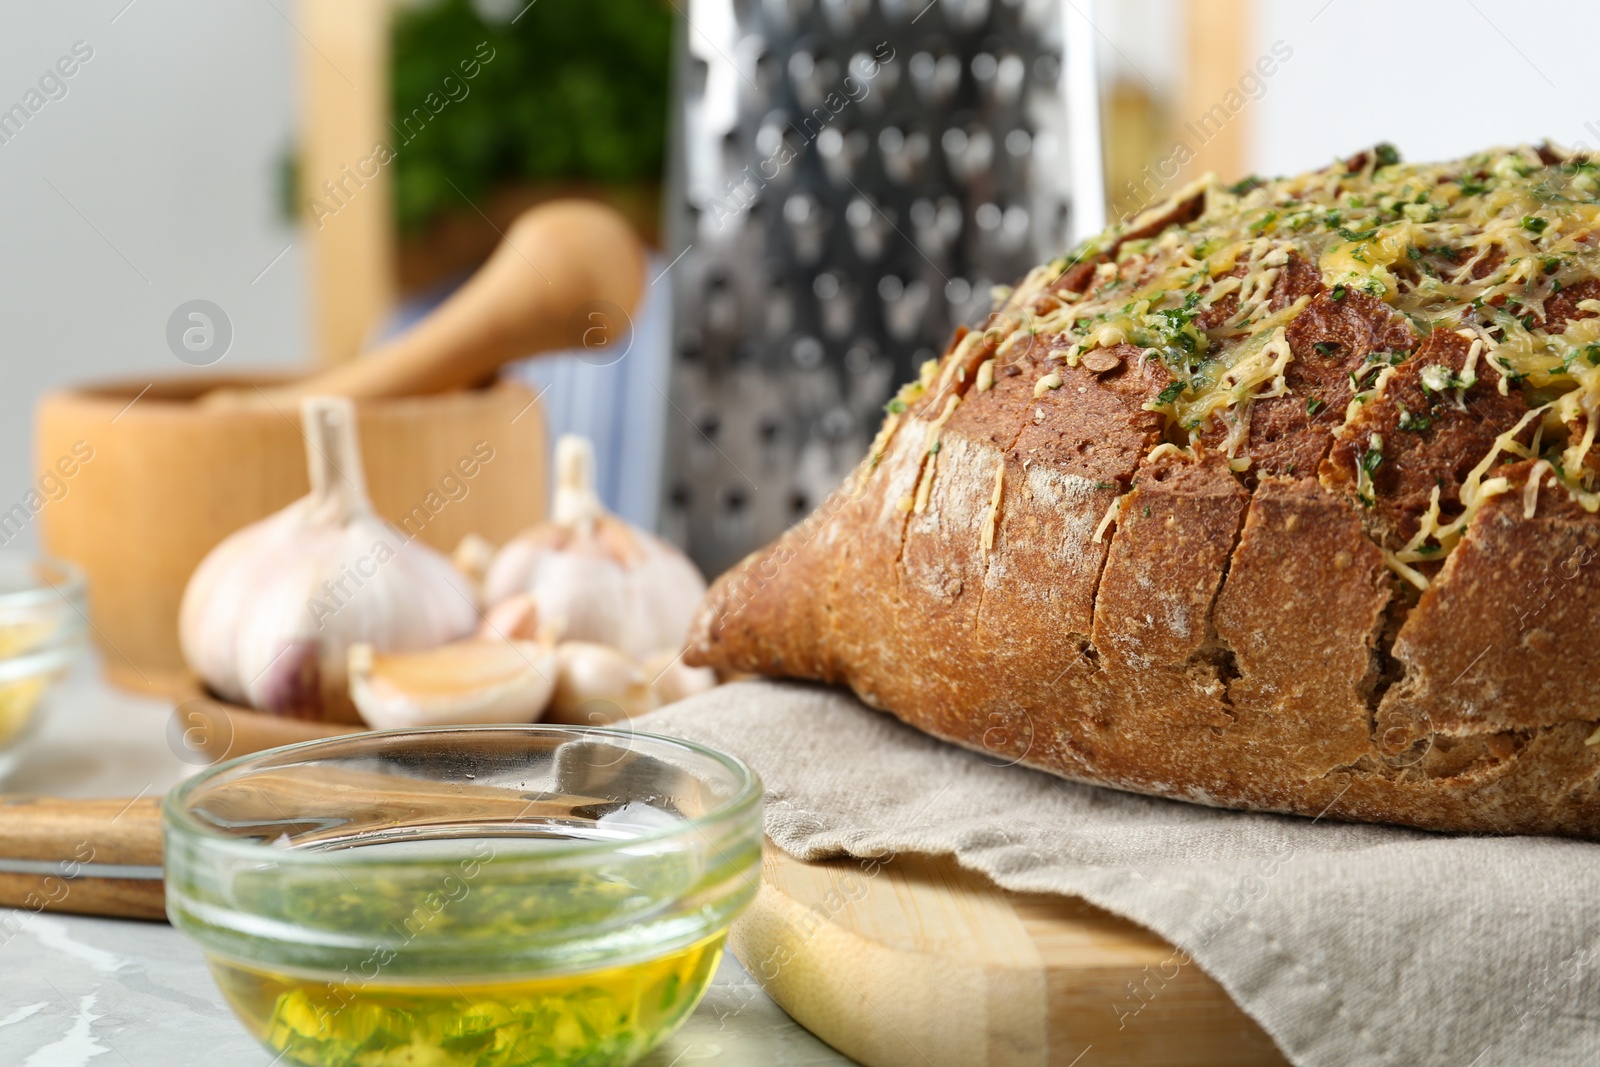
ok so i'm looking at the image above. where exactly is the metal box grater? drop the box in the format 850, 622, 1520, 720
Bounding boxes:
661, 0, 1103, 574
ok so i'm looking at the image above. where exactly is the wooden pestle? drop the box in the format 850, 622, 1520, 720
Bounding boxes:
204, 199, 646, 406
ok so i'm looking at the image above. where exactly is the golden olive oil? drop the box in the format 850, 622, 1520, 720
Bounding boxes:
210, 934, 724, 1067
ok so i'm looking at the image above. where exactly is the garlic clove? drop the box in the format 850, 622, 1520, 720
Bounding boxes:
348, 638, 557, 730
478, 592, 540, 642
546, 640, 655, 725
642, 650, 717, 707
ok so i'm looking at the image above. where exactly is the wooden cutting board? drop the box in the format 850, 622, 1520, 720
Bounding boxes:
728, 844, 1290, 1067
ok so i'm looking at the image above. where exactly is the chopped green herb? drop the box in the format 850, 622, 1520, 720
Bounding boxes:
885, 398, 907, 414
1331, 284, 1347, 301
1397, 403, 1432, 432
1374, 143, 1402, 167
1143, 505, 1151, 518
1314, 341, 1340, 356
1153, 296, 1200, 334
1249, 211, 1279, 234
928, 441, 941, 454
1307, 397, 1326, 416
1521, 215, 1549, 235
1355, 438, 1384, 508
1156, 381, 1186, 405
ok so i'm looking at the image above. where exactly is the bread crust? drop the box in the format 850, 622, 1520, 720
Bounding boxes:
687, 148, 1600, 837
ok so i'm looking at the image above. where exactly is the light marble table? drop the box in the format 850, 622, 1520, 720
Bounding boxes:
0, 668, 854, 1066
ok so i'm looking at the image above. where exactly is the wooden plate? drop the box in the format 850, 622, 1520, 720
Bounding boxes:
729, 843, 1290, 1067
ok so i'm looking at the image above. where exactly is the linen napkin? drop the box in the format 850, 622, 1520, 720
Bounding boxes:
638, 680, 1600, 1067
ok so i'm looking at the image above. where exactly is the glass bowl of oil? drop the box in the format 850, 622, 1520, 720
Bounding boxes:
0, 553, 86, 780
163, 724, 763, 1067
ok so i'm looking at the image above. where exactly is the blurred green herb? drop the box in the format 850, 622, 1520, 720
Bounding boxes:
387, 0, 671, 233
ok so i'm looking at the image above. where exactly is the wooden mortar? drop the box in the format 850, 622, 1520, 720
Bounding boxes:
35, 377, 547, 693
33, 200, 645, 696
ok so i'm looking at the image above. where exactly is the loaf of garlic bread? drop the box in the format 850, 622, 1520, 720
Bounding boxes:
688, 145, 1600, 837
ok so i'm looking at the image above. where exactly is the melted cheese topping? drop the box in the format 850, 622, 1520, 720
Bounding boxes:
861, 145, 1600, 568
927, 144, 1600, 563
1010, 146, 1600, 465
981, 461, 1005, 553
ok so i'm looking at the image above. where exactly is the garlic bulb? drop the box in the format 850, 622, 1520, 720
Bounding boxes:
348, 638, 556, 729
180, 396, 478, 721
483, 435, 707, 659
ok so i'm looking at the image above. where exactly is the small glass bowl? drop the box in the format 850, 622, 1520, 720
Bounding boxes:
0, 554, 86, 779
164, 725, 763, 1067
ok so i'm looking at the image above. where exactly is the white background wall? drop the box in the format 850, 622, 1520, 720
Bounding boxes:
1251, 0, 1598, 176
0, 0, 304, 547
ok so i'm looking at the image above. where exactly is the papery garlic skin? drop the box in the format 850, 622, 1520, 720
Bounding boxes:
179, 397, 477, 721
483, 435, 707, 660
